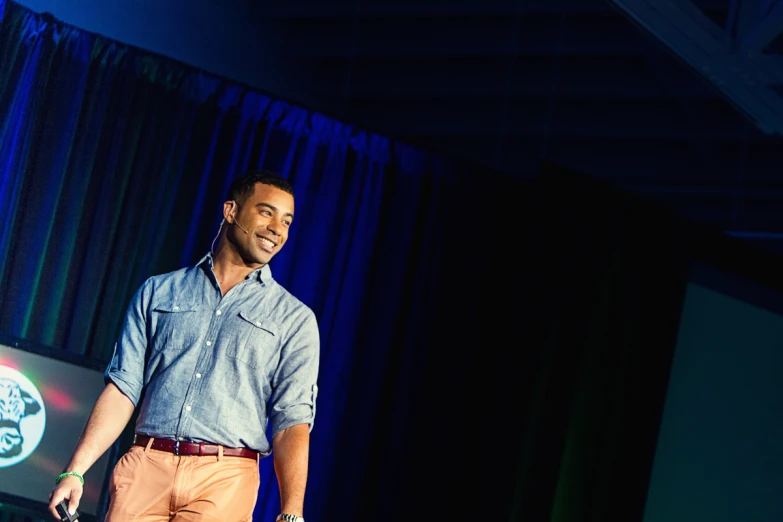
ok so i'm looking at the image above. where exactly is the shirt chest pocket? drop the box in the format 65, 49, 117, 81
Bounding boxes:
150, 302, 201, 351
226, 311, 279, 369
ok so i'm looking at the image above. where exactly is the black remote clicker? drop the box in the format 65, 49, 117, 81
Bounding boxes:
55, 500, 80, 522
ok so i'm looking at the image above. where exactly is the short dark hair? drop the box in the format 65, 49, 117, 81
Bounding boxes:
227, 169, 294, 203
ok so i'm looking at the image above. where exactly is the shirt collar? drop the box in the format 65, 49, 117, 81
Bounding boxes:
198, 253, 271, 286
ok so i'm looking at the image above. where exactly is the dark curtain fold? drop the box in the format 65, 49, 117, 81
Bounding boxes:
506, 163, 691, 522
1, 2, 693, 522
358, 162, 693, 522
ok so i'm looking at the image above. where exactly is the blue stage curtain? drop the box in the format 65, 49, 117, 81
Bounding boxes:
0, 2, 460, 520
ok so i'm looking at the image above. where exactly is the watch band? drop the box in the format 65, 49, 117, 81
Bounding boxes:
278, 514, 304, 522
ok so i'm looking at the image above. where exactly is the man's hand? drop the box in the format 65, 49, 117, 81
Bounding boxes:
44, 382, 135, 520
48, 475, 82, 520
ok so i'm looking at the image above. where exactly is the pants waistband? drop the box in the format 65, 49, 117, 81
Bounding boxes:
133, 434, 259, 460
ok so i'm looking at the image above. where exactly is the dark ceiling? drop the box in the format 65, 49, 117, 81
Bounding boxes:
15, 0, 783, 252
237, 0, 783, 254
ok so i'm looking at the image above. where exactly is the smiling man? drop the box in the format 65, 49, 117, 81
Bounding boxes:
48, 170, 319, 522
222, 176, 294, 270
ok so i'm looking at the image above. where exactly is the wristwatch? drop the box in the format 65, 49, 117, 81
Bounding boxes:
277, 514, 304, 522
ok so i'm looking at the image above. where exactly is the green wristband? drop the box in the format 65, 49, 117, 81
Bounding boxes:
56, 471, 84, 486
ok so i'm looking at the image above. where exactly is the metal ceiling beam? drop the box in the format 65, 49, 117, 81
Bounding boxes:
731, 0, 783, 52
607, 0, 783, 135
726, 0, 763, 43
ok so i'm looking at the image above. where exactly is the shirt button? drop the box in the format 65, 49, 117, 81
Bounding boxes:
255, 321, 261, 327
195, 373, 202, 378
206, 341, 212, 346
185, 405, 191, 412
173, 306, 180, 311
216, 310, 222, 316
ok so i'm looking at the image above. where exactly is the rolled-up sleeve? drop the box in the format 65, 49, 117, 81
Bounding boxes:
269, 308, 320, 438
104, 279, 150, 406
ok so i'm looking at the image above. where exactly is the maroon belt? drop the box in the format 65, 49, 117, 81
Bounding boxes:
133, 434, 259, 460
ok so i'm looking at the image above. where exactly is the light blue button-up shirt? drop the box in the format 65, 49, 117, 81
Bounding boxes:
105, 254, 320, 456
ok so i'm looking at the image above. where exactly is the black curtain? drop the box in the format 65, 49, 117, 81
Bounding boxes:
337, 160, 692, 522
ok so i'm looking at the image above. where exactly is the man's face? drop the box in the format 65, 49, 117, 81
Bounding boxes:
227, 182, 294, 267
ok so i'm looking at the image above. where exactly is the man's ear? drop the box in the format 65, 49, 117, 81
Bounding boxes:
223, 200, 235, 223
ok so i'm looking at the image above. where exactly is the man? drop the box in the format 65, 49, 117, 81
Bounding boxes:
48, 170, 320, 522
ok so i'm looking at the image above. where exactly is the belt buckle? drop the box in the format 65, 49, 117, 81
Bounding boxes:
174, 441, 180, 456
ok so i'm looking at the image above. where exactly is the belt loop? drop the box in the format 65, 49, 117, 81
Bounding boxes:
217, 445, 223, 461
144, 437, 154, 452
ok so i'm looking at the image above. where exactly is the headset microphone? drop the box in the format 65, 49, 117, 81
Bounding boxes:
231, 201, 250, 234
234, 220, 250, 234
211, 202, 248, 255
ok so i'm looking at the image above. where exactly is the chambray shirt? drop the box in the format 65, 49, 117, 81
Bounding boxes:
105, 254, 320, 456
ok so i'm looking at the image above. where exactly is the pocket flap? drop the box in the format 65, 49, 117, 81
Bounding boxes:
238, 311, 278, 335
152, 302, 200, 313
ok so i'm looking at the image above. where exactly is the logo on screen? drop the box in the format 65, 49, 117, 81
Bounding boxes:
0, 366, 46, 467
